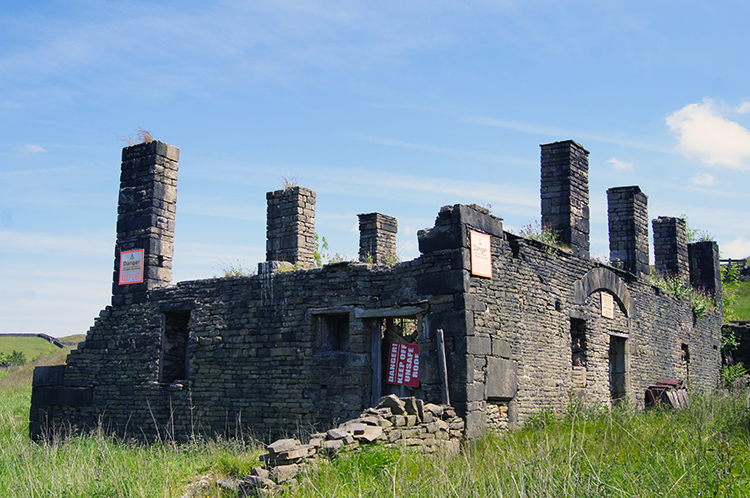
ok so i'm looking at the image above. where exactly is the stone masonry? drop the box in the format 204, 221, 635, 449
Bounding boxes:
689, 241, 722, 301
112, 141, 179, 306
266, 186, 316, 268
30, 139, 723, 443
653, 216, 689, 281
607, 186, 649, 278
358, 213, 398, 264
541, 140, 590, 260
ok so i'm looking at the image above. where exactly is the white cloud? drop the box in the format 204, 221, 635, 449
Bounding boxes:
18, 144, 47, 153
689, 172, 715, 186
722, 237, 750, 259
736, 101, 750, 114
606, 157, 633, 170
666, 98, 750, 171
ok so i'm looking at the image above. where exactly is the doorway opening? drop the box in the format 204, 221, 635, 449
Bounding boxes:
160, 311, 190, 384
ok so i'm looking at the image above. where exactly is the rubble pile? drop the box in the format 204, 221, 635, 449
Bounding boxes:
240, 395, 464, 496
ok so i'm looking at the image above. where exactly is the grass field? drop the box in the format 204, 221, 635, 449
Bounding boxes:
725, 281, 750, 321
0, 335, 60, 361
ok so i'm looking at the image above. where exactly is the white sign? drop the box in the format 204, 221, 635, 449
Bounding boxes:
470, 230, 492, 278
119, 249, 144, 285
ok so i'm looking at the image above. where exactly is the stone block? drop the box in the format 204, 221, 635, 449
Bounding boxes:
32, 365, 65, 387
416, 270, 468, 295
492, 337, 511, 359
267, 438, 300, 453
486, 357, 517, 400
428, 310, 473, 337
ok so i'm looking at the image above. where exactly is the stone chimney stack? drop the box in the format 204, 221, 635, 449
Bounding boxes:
266, 186, 316, 268
358, 213, 398, 264
607, 186, 649, 278
652, 216, 689, 280
540, 140, 590, 259
112, 141, 179, 306
689, 241, 722, 301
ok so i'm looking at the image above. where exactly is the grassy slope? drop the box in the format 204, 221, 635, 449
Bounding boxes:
725, 281, 750, 320
0, 336, 60, 362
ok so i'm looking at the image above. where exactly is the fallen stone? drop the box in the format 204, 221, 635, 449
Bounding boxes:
270, 464, 300, 483
267, 438, 300, 454
424, 403, 444, 418
359, 415, 382, 426
216, 477, 241, 491
326, 428, 349, 440
345, 422, 368, 434
322, 439, 344, 451
378, 394, 406, 415
250, 466, 269, 479
353, 425, 383, 443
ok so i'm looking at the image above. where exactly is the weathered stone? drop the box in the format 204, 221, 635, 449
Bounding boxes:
270, 464, 300, 483
377, 394, 406, 415
267, 438, 300, 454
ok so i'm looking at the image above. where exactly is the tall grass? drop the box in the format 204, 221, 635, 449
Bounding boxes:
287, 395, 750, 497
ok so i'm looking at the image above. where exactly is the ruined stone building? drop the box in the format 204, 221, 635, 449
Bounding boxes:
30, 139, 723, 441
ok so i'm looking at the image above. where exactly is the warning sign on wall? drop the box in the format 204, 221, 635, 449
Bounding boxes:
119, 249, 144, 285
386, 342, 420, 387
470, 230, 492, 278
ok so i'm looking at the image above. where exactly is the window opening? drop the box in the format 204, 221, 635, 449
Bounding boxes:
609, 335, 627, 403
570, 318, 587, 367
316, 314, 350, 352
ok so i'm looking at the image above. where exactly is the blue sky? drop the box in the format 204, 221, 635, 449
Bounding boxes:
2, 1, 749, 337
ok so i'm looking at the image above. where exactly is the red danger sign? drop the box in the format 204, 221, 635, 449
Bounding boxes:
119, 249, 144, 285
386, 342, 420, 387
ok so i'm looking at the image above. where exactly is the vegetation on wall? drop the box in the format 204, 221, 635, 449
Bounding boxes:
648, 273, 716, 318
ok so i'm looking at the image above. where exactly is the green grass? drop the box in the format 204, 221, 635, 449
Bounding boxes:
286, 398, 750, 497
0, 335, 61, 362
725, 281, 750, 321
2, 343, 749, 497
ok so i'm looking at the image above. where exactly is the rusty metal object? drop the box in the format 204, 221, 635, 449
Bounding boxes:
645, 378, 689, 409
